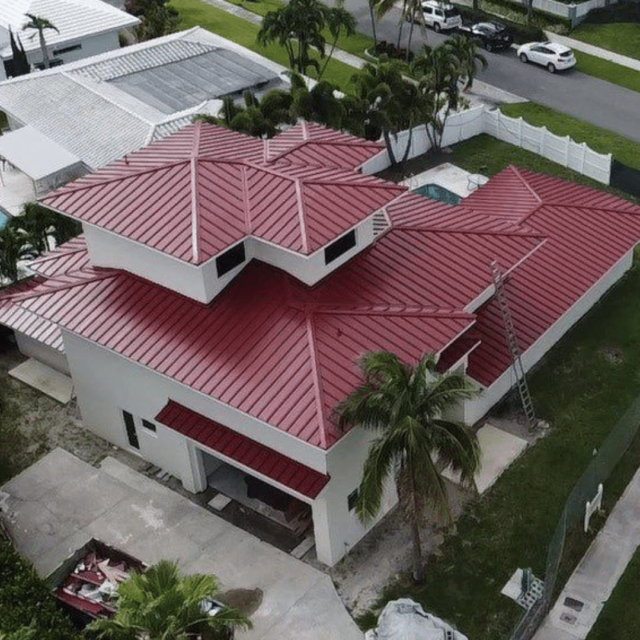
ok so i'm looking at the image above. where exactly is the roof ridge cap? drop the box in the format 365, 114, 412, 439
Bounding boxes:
190, 125, 202, 263
295, 179, 309, 253
304, 309, 329, 449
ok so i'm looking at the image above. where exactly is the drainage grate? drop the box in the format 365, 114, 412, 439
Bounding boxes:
563, 597, 585, 612
560, 612, 577, 625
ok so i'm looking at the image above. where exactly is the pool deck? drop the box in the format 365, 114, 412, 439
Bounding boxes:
0, 164, 36, 216
401, 163, 487, 199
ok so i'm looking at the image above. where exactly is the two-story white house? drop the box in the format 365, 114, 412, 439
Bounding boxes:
2, 120, 640, 565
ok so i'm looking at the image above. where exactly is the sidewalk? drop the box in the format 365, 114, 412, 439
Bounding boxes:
533, 466, 640, 640
545, 32, 640, 72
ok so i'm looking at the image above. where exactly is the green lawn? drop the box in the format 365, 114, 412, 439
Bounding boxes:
573, 49, 640, 95
572, 22, 640, 61
169, 0, 360, 90
357, 134, 640, 637
500, 102, 640, 171
588, 548, 640, 640
220, 0, 375, 57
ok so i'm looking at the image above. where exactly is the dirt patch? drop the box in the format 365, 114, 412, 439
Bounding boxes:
0, 341, 116, 479
599, 346, 624, 365
218, 588, 264, 617
324, 482, 473, 618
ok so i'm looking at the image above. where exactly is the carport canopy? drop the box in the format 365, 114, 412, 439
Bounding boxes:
156, 400, 330, 500
0, 126, 82, 181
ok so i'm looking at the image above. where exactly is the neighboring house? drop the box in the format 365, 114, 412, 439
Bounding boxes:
2, 121, 640, 566
0, 27, 295, 204
0, 0, 139, 80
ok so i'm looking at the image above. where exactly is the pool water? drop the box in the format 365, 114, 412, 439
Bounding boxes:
413, 183, 461, 206
0, 207, 10, 230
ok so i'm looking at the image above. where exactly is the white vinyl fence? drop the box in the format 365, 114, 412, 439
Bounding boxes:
360, 105, 612, 185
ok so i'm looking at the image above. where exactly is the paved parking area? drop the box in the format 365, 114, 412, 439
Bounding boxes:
1, 448, 363, 640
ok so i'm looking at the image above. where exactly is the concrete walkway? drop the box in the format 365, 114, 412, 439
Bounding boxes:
545, 32, 640, 73
533, 466, 640, 640
1, 449, 363, 640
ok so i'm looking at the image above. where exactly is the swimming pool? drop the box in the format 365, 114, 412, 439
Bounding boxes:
413, 183, 461, 206
0, 207, 10, 230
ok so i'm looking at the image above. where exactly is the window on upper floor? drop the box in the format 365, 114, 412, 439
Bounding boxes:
53, 44, 82, 56
216, 242, 246, 277
348, 488, 359, 512
324, 230, 356, 265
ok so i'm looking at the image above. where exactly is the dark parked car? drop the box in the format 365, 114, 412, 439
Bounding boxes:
458, 21, 513, 52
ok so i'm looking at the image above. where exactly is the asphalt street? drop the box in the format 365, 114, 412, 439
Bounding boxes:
341, 0, 640, 142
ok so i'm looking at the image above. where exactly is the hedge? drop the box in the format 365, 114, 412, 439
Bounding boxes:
0, 541, 78, 639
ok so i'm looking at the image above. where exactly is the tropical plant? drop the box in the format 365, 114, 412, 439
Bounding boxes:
8, 29, 29, 77
350, 57, 424, 167
0, 225, 36, 283
336, 352, 481, 583
196, 88, 295, 138
412, 36, 486, 152
318, 3, 356, 78
257, 0, 356, 77
22, 14, 58, 70
125, 0, 180, 41
87, 559, 251, 640
289, 72, 346, 129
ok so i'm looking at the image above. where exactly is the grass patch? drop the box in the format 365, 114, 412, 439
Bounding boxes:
500, 102, 640, 171
573, 50, 640, 95
571, 22, 640, 61
588, 548, 640, 640
169, 0, 361, 91
221, 0, 375, 57
358, 244, 640, 638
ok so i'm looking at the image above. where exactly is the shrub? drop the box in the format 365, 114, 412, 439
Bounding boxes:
0, 541, 78, 640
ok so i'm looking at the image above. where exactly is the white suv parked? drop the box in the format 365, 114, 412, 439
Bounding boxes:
420, 1, 462, 32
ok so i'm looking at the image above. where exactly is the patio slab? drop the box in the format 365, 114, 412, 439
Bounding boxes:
400, 162, 484, 199
1, 449, 363, 640
443, 423, 528, 494
9, 358, 73, 404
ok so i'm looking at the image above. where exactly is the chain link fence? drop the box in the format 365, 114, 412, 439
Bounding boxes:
508, 394, 640, 640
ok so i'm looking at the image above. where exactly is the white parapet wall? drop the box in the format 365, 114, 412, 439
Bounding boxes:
360, 105, 612, 186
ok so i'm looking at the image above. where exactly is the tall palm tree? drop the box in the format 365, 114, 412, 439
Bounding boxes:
290, 72, 346, 129
350, 57, 423, 167
87, 559, 251, 640
412, 37, 486, 152
318, 2, 356, 79
0, 225, 36, 283
336, 352, 481, 583
22, 14, 58, 70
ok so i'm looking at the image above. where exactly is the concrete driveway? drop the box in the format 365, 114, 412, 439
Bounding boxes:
1, 448, 363, 640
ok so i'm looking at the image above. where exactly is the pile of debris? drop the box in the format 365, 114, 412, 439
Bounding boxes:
48, 539, 146, 621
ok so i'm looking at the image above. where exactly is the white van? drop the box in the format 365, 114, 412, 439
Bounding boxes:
420, 1, 462, 32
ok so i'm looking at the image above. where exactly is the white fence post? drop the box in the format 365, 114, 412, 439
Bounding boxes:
540, 125, 547, 156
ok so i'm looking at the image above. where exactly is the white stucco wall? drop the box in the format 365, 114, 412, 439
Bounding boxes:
14, 332, 70, 374
61, 330, 328, 477
313, 426, 398, 566
83, 216, 377, 304
465, 249, 634, 424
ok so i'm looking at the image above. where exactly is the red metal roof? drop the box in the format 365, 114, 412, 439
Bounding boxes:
156, 400, 330, 499
42, 122, 398, 263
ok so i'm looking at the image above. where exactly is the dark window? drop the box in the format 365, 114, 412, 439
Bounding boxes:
142, 419, 157, 433
216, 243, 245, 277
122, 411, 140, 449
53, 44, 82, 56
33, 59, 64, 71
348, 488, 359, 512
444, 8, 459, 17
324, 230, 356, 265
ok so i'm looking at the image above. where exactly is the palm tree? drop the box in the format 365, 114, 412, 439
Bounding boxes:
22, 14, 58, 70
318, 2, 356, 79
412, 37, 486, 153
290, 72, 346, 129
350, 57, 424, 167
87, 559, 251, 640
336, 352, 481, 583
0, 225, 36, 283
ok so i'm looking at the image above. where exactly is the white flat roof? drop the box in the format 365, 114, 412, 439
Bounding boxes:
0, 126, 82, 180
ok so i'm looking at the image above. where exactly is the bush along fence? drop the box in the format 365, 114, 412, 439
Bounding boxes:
456, 0, 614, 26
361, 105, 612, 185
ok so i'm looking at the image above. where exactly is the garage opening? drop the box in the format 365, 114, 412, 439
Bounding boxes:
200, 452, 314, 555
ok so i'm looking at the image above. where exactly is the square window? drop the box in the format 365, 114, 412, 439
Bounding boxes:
142, 419, 157, 433
348, 488, 359, 512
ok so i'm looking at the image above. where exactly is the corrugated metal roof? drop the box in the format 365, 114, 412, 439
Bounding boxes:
6, 161, 640, 450
43, 122, 405, 262
0, 0, 139, 58
156, 400, 330, 498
